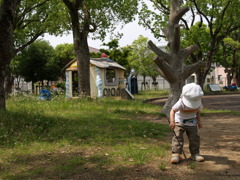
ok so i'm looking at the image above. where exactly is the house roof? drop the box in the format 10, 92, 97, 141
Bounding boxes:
90, 58, 125, 70
63, 58, 126, 72
89, 46, 100, 53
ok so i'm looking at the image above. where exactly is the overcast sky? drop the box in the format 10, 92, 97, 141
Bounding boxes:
43, 19, 167, 49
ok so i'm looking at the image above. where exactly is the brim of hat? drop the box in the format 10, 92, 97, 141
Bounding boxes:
182, 96, 201, 109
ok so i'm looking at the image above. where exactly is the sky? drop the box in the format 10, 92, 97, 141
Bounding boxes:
42, 1, 169, 49
43, 18, 167, 50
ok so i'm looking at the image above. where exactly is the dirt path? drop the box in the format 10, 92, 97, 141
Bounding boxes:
146, 95, 240, 180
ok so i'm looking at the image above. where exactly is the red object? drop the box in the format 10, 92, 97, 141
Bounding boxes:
101, 53, 108, 58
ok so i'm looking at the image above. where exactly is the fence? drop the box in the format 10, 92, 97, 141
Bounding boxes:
136, 76, 170, 91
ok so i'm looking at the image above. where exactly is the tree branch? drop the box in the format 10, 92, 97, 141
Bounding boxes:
214, 1, 231, 38
190, 7, 195, 27
172, 6, 189, 24
139, 15, 165, 39
62, 0, 73, 10
154, 56, 177, 83
147, 40, 171, 63
154, 0, 170, 14
182, 61, 205, 79
182, 44, 198, 58
190, 0, 212, 35
15, 30, 44, 54
180, 17, 189, 30
156, 66, 167, 80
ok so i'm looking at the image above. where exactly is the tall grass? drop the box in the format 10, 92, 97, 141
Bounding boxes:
0, 92, 170, 179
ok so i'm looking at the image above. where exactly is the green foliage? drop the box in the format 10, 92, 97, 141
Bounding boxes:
14, 0, 69, 52
99, 39, 131, 69
11, 40, 59, 83
138, 1, 169, 40
55, 43, 75, 70
128, 35, 158, 78
62, 0, 139, 41
138, 0, 240, 83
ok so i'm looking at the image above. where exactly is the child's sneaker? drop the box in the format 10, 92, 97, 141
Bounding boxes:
171, 153, 180, 164
191, 154, 204, 162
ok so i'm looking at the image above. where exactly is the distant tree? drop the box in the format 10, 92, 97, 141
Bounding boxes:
13, 40, 58, 91
55, 43, 75, 77
100, 39, 130, 69
221, 35, 240, 86
128, 35, 157, 88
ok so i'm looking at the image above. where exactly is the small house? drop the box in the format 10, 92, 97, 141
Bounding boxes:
64, 55, 126, 98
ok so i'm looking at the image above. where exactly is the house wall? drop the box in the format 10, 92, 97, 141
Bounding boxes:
213, 66, 227, 86
65, 71, 72, 98
88, 65, 126, 98
90, 65, 98, 98
101, 68, 122, 97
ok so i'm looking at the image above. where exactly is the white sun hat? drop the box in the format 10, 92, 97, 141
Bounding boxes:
181, 83, 204, 108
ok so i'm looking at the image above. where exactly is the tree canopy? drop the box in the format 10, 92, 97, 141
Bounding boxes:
139, 0, 240, 88
12, 40, 58, 86
127, 35, 158, 83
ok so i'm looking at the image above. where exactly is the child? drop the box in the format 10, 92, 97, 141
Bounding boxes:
169, 83, 204, 164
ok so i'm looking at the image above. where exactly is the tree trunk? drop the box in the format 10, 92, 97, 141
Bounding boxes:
143, 76, 146, 90
162, 80, 185, 116
32, 82, 35, 93
64, 0, 91, 96
75, 33, 90, 96
5, 70, 14, 96
0, 0, 18, 110
147, 0, 205, 116
236, 68, 240, 87
195, 69, 205, 89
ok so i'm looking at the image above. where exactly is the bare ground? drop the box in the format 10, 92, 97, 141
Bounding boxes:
141, 94, 240, 180
74, 94, 240, 180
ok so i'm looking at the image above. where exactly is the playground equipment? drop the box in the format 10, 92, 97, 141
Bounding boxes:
38, 89, 52, 100
223, 83, 238, 91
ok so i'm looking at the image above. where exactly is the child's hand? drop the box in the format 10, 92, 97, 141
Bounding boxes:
198, 121, 202, 129
169, 122, 175, 129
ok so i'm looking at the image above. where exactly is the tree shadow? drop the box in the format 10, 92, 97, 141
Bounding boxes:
0, 151, 174, 180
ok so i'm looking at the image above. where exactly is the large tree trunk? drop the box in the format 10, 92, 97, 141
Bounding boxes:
75, 33, 90, 96
0, 0, 18, 110
162, 80, 185, 115
4, 69, 14, 96
148, 0, 205, 116
63, 0, 91, 96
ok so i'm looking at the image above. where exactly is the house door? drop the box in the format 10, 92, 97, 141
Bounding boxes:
72, 71, 78, 96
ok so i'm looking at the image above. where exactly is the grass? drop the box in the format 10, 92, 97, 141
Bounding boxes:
0, 91, 170, 179
1, 90, 237, 179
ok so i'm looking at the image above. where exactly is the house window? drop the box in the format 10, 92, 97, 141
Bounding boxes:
105, 68, 118, 86
218, 75, 222, 81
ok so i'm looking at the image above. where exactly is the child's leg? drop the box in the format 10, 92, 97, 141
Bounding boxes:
186, 126, 200, 155
172, 125, 185, 154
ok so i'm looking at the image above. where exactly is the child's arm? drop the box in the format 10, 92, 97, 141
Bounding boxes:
169, 109, 176, 129
197, 111, 202, 128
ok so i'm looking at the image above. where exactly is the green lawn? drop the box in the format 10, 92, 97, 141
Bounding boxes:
0, 91, 170, 179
